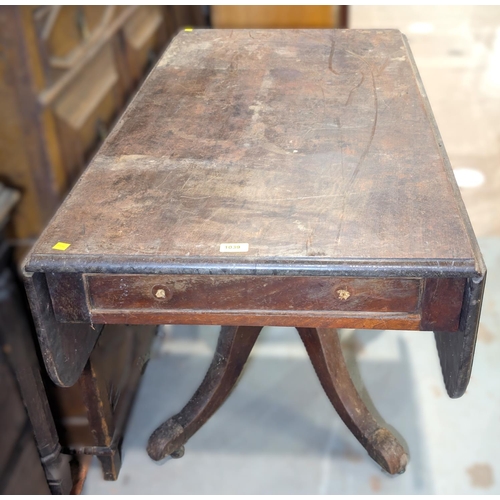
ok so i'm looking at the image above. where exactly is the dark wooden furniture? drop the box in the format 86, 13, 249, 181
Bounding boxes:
23, 29, 486, 482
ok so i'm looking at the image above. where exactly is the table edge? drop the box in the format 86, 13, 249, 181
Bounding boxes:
24, 253, 479, 279
402, 33, 486, 277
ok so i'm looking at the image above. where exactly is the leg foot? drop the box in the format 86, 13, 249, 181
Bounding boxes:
147, 325, 263, 461
297, 327, 408, 475
41, 446, 73, 494
98, 449, 121, 481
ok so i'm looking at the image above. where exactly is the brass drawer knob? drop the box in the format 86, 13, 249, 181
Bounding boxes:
336, 289, 351, 301
153, 286, 173, 301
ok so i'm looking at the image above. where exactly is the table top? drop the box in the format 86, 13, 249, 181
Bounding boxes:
26, 29, 482, 278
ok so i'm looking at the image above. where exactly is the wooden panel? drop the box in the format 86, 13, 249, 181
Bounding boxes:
90, 309, 422, 331
0, 7, 60, 244
211, 6, 340, 29
122, 6, 166, 84
421, 278, 465, 331
435, 274, 486, 398
44, 272, 426, 330
86, 274, 421, 314
46, 272, 90, 323
37, 6, 110, 66
30, 29, 476, 268
78, 324, 156, 480
45, 324, 156, 448
45, 273, 464, 332
53, 44, 119, 140
23, 270, 101, 388
53, 41, 124, 182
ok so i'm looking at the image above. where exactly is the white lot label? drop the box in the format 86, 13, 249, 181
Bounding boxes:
219, 243, 249, 253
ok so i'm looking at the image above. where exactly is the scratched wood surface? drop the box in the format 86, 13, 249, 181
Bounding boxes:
29, 29, 475, 268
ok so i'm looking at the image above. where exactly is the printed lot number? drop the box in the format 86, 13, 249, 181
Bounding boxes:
219, 243, 249, 253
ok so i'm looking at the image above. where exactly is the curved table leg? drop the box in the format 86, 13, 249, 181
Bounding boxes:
147, 325, 263, 461
297, 327, 408, 475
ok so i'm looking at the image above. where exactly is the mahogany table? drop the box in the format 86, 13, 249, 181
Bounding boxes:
23, 29, 486, 486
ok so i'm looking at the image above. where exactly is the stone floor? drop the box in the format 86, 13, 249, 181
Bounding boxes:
83, 6, 500, 495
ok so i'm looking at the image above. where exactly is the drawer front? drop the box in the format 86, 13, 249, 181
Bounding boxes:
85, 274, 421, 313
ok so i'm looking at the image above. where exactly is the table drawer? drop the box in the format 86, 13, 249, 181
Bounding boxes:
45, 273, 464, 331
86, 274, 422, 313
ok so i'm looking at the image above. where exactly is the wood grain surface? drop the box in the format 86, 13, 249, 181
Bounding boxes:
28, 29, 477, 270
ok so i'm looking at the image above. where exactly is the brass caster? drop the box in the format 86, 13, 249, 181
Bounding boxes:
170, 446, 185, 459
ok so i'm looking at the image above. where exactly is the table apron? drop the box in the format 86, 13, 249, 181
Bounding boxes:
45, 273, 465, 332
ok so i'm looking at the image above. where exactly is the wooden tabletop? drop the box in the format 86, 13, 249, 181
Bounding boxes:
27, 29, 481, 277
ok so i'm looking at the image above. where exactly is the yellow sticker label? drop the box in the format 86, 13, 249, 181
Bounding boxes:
184, 27, 193, 32
52, 242, 71, 251
219, 243, 249, 253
